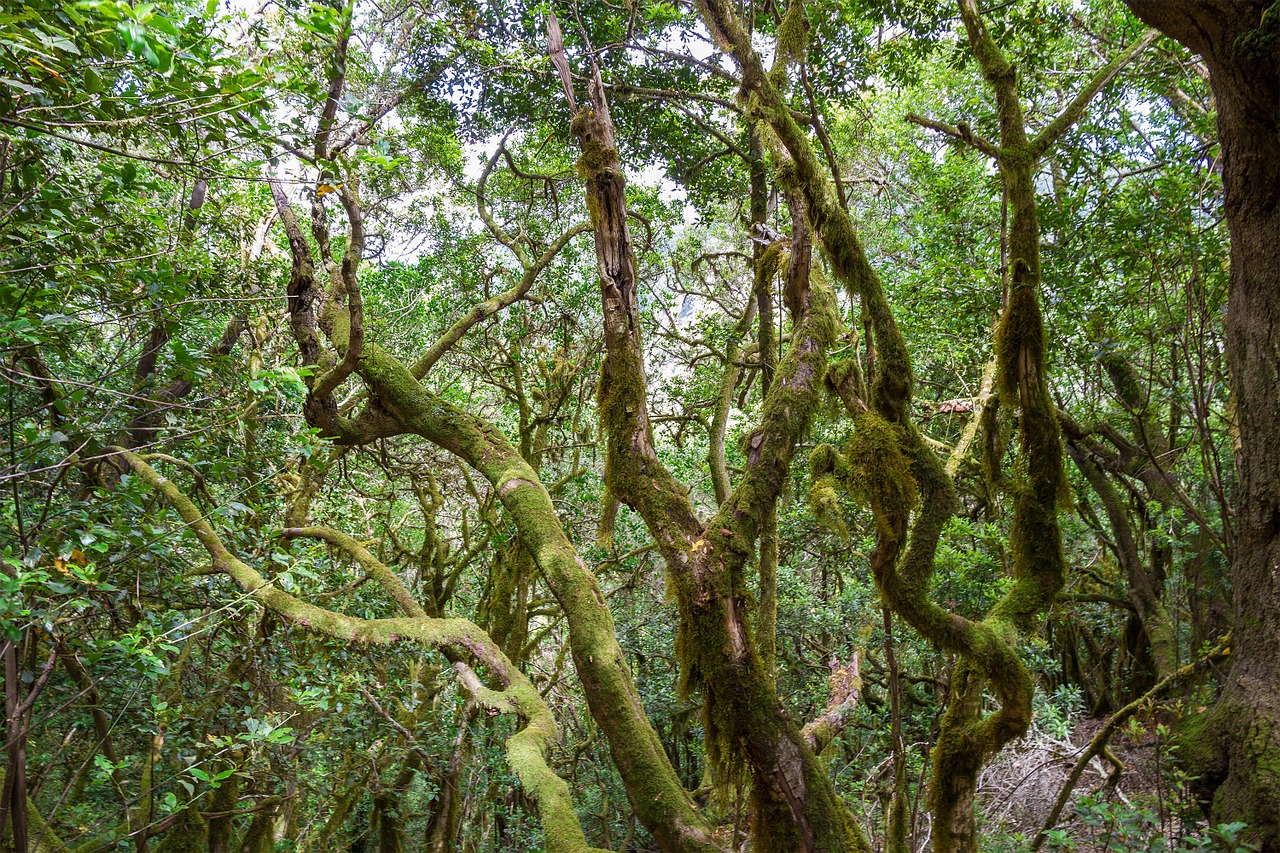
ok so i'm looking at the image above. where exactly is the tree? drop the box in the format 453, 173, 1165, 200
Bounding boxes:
0, 0, 1263, 850
1120, 2, 1280, 845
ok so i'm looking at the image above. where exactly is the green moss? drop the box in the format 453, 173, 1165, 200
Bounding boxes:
596, 488, 618, 549
769, 0, 808, 87
0, 798, 70, 853
1100, 351, 1144, 408
808, 442, 843, 477
1235, 0, 1279, 57
808, 476, 849, 538
154, 808, 209, 853
1177, 702, 1226, 788
845, 413, 918, 543
824, 356, 865, 411
238, 805, 278, 853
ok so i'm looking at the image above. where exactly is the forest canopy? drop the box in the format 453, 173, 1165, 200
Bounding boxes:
1, 0, 1277, 851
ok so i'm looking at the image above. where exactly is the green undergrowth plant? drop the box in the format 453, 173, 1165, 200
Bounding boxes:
1042, 795, 1259, 852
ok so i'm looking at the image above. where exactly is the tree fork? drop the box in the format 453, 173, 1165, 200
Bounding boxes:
556, 37, 869, 852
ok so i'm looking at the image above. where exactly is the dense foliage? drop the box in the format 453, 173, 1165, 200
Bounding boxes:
1, 0, 1275, 851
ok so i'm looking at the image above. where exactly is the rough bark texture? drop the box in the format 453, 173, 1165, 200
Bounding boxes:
924, 7, 1154, 846
1122, 3, 1280, 845
568, 59, 868, 853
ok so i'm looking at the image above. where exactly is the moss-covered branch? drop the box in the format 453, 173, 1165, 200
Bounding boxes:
308, 176, 365, 401
800, 653, 861, 755
956, 0, 1028, 149
570, 67, 705, 556
693, 0, 1079, 847
1030, 30, 1158, 159
411, 223, 592, 380
282, 526, 426, 618
561, 42, 866, 852
708, 296, 759, 506
113, 450, 608, 853
673, 232, 867, 853
349, 342, 723, 852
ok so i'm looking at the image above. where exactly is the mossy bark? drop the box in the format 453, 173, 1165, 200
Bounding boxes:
235, 799, 278, 853
117, 452, 608, 853
1122, 3, 1280, 845
269, 134, 717, 849
350, 351, 720, 851
0, 798, 66, 853
153, 807, 207, 853
568, 63, 868, 853
206, 773, 239, 853
690, 2, 1145, 849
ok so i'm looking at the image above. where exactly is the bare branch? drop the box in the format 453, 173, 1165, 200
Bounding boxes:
315, 0, 354, 162
905, 113, 1001, 159
546, 12, 578, 112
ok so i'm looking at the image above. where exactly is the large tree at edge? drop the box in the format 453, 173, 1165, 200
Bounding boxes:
1123, 2, 1280, 846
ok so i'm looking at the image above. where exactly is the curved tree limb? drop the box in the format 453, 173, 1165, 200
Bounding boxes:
1066, 443, 1178, 679
411, 223, 592, 380
271, 76, 714, 842
353, 340, 724, 852
560, 36, 869, 852
113, 450, 608, 853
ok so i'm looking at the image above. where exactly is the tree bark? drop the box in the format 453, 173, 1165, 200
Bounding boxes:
1122, 3, 1280, 844
565, 57, 868, 853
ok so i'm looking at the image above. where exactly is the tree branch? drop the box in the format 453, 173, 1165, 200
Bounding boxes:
707, 296, 758, 505
1031, 638, 1231, 850
1030, 29, 1159, 159
411, 223, 591, 380
801, 653, 861, 754
905, 113, 1000, 159
114, 450, 607, 853
314, 0, 353, 162
309, 177, 365, 401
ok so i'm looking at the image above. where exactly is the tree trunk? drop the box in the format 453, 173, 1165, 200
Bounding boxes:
1123, 2, 1280, 845
565, 58, 869, 853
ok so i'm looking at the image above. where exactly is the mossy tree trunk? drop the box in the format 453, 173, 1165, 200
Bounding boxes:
267, 86, 719, 845
1123, 3, 1280, 846
691, 0, 1151, 849
557, 46, 870, 850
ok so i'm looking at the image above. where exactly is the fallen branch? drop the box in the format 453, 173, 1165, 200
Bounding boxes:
1031, 637, 1231, 850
